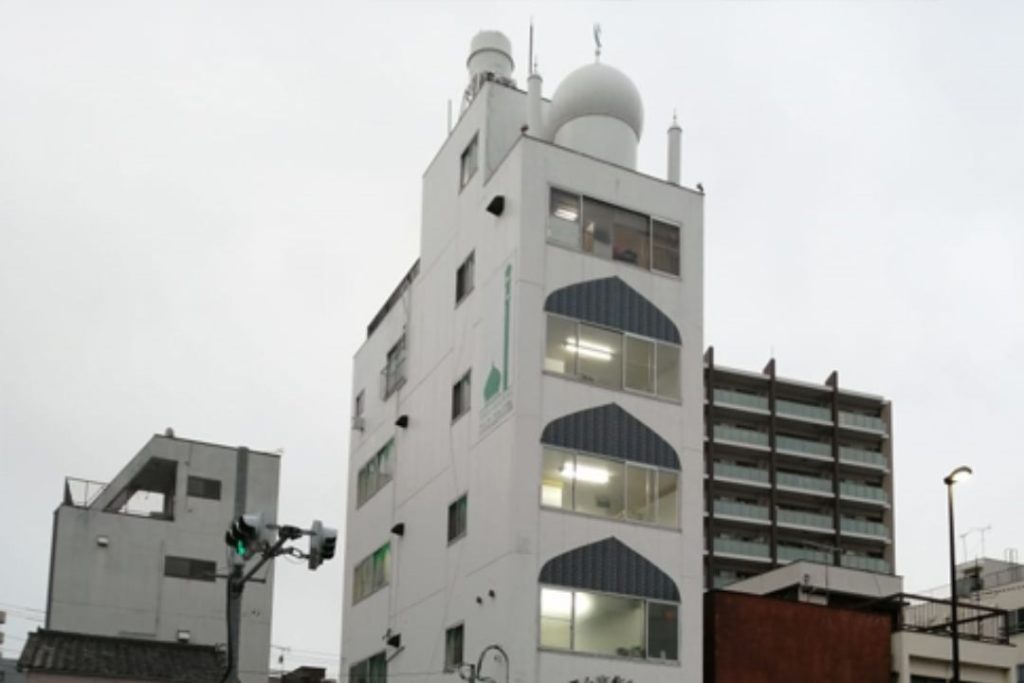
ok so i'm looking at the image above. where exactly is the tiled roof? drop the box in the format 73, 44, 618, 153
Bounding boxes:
17, 629, 224, 682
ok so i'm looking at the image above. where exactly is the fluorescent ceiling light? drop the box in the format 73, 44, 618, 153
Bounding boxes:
564, 337, 614, 361
574, 592, 592, 617
541, 588, 573, 618
554, 207, 579, 221
560, 463, 610, 484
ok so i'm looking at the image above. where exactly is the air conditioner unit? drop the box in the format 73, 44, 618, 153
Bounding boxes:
351, 416, 365, 431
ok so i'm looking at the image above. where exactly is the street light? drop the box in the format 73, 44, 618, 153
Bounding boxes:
944, 465, 973, 683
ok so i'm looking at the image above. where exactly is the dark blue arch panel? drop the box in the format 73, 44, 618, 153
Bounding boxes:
539, 537, 680, 602
541, 403, 680, 470
544, 276, 681, 344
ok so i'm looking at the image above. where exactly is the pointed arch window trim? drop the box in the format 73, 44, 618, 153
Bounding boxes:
541, 403, 680, 470
544, 276, 681, 345
538, 537, 680, 602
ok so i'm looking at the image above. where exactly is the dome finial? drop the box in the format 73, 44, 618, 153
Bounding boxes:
593, 23, 602, 62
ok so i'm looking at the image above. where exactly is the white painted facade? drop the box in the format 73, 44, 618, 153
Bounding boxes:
342, 32, 703, 683
46, 434, 279, 683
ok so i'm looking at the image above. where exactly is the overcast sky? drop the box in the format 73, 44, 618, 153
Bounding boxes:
1, 0, 1022, 676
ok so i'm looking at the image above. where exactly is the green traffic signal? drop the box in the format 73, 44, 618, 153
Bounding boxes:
236, 539, 246, 556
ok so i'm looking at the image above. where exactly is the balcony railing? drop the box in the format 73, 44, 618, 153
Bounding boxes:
839, 445, 888, 470
839, 411, 887, 434
714, 499, 770, 522
776, 471, 833, 494
883, 593, 1010, 645
776, 399, 831, 423
63, 477, 108, 508
712, 424, 769, 448
776, 435, 831, 458
777, 508, 834, 531
839, 482, 889, 505
841, 517, 890, 539
713, 388, 769, 412
778, 545, 832, 564
713, 462, 770, 485
840, 554, 890, 573
714, 537, 771, 559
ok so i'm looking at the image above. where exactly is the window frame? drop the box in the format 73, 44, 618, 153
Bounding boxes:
382, 334, 407, 399
538, 585, 679, 662
545, 314, 682, 403
356, 439, 394, 508
444, 622, 465, 672
539, 446, 680, 529
455, 251, 475, 305
186, 475, 221, 501
451, 370, 472, 422
546, 186, 682, 278
354, 390, 365, 418
163, 555, 216, 582
352, 542, 391, 604
447, 493, 468, 544
460, 134, 479, 190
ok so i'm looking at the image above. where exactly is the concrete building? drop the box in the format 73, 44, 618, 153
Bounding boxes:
1, 657, 27, 683
704, 349, 894, 588
45, 433, 279, 683
720, 561, 1018, 683
341, 30, 703, 683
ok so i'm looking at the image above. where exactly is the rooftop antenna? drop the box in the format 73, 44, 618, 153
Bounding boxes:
593, 23, 602, 62
528, 18, 534, 76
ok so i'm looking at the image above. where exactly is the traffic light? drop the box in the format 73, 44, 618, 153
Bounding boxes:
308, 519, 338, 570
225, 512, 272, 561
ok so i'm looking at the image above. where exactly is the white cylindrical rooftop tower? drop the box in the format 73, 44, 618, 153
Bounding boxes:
548, 62, 644, 168
668, 115, 682, 185
527, 72, 544, 137
463, 30, 516, 110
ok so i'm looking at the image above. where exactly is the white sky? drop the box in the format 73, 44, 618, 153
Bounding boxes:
1, 0, 1022, 677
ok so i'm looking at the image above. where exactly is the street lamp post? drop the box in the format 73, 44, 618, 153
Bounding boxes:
944, 465, 973, 683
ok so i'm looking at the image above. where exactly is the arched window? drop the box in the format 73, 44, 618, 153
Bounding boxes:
544, 277, 681, 400
538, 537, 679, 661
540, 404, 680, 528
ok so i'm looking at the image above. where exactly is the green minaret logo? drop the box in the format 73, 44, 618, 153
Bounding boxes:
484, 262, 512, 402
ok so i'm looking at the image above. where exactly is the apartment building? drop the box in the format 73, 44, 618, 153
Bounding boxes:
46, 432, 279, 683
704, 348, 894, 589
341, 30, 704, 683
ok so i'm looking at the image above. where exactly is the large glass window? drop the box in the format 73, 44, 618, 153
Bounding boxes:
349, 652, 387, 683
546, 316, 680, 401
575, 592, 645, 658
655, 342, 681, 400
550, 188, 682, 277
647, 602, 679, 660
549, 188, 581, 248
540, 588, 573, 649
538, 587, 678, 662
624, 336, 655, 393
545, 315, 578, 375
572, 454, 625, 519
541, 448, 573, 509
356, 440, 393, 507
576, 323, 622, 389
541, 448, 678, 528
652, 220, 681, 276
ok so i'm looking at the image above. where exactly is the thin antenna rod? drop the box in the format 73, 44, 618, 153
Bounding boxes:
593, 23, 602, 61
529, 18, 534, 76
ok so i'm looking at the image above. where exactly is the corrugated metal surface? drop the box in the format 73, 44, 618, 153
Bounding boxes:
541, 403, 680, 470
539, 537, 680, 602
545, 276, 682, 344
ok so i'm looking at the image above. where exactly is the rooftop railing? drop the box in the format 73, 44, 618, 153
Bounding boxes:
889, 594, 1009, 645
64, 477, 107, 508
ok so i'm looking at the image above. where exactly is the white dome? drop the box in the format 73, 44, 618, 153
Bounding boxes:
548, 62, 644, 139
467, 30, 514, 73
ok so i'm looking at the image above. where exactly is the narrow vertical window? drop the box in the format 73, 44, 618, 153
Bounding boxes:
444, 624, 464, 671
451, 371, 471, 421
455, 252, 475, 304
447, 494, 468, 543
652, 220, 681, 276
548, 188, 581, 248
354, 390, 365, 418
460, 135, 478, 189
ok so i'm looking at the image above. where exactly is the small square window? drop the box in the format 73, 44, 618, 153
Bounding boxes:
460, 136, 478, 189
455, 252, 475, 304
447, 494, 467, 543
452, 371, 471, 422
444, 623, 464, 672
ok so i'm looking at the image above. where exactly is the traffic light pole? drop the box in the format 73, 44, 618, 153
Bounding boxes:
221, 531, 299, 683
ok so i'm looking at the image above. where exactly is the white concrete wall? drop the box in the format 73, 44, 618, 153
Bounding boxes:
47, 436, 279, 683
342, 77, 704, 683
891, 631, 1015, 683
